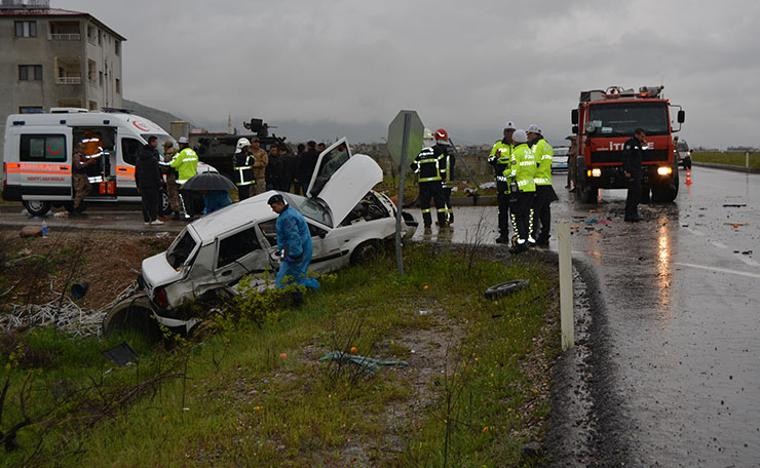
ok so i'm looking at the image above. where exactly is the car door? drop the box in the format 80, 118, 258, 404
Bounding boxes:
7, 126, 73, 200
305, 137, 384, 228
116, 135, 141, 199
257, 217, 338, 270
214, 224, 270, 284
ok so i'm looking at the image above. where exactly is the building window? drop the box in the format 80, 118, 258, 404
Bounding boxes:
88, 100, 98, 111
19, 106, 44, 114
18, 65, 43, 81
87, 24, 96, 44
99, 71, 103, 87
20, 135, 67, 162
87, 60, 96, 83
15, 21, 37, 38
115, 78, 121, 94
115, 41, 121, 56
98, 30, 102, 45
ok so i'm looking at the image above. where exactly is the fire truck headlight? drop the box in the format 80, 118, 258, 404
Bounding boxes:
657, 166, 673, 176
589, 168, 602, 178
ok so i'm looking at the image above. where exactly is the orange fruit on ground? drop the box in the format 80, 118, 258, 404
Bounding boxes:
350, 346, 358, 354
279, 352, 288, 360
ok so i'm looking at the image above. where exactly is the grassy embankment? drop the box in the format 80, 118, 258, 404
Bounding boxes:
1, 245, 559, 466
692, 151, 760, 169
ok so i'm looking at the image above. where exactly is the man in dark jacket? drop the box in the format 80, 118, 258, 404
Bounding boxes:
623, 128, 646, 222
135, 136, 164, 225
298, 140, 319, 195
279, 144, 299, 192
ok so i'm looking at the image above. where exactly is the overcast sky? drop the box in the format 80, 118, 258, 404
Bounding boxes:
66, 0, 760, 147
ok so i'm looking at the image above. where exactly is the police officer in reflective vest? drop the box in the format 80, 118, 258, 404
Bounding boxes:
233, 137, 254, 200
170, 136, 199, 219
505, 129, 537, 254
527, 124, 558, 246
411, 130, 449, 230
489, 121, 516, 243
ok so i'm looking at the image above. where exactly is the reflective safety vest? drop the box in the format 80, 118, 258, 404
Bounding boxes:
489, 140, 513, 182
170, 147, 199, 184
411, 147, 444, 183
505, 143, 536, 192
233, 152, 254, 186
532, 138, 554, 186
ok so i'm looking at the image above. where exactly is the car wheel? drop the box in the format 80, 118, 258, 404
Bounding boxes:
102, 293, 162, 341
484, 279, 529, 300
23, 200, 51, 217
350, 240, 381, 265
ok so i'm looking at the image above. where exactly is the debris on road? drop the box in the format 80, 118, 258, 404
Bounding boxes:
319, 351, 409, 374
725, 223, 747, 230
19, 225, 42, 238
722, 203, 747, 208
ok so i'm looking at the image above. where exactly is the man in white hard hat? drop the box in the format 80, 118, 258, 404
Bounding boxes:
233, 137, 254, 200
489, 121, 516, 243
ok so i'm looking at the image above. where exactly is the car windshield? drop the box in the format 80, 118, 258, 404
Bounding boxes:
677, 141, 689, 152
554, 147, 569, 156
282, 193, 332, 227
166, 229, 197, 269
142, 133, 177, 158
588, 103, 669, 137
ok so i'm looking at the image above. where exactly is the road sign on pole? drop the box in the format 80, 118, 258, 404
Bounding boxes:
387, 110, 424, 275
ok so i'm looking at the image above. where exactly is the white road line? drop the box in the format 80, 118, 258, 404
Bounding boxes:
735, 254, 760, 268
711, 241, 728, 249
674, 262, 760, 279
683, 227, 706, 237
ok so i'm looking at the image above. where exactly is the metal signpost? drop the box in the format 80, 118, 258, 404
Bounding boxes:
387, 110, 424, 274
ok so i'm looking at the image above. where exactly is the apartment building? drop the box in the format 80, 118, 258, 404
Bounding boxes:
0, 0, 126, 167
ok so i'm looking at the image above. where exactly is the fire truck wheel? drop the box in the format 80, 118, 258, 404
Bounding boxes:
580, 186, 598, 204
23, 201, 51, 217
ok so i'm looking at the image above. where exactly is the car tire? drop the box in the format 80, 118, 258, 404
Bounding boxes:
484, 279, 529, 300
102, 293, 162, 341
23, 200, 52, 217
350, 240, 381, 265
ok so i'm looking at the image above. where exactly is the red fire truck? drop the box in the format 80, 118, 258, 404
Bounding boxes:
571, 86, 685, 203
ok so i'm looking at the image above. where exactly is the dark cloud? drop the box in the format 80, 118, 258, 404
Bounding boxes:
67, 0, 760, 147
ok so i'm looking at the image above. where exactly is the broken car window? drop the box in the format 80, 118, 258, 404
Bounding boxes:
217, 226, 260, 269
167, 230, 197, 269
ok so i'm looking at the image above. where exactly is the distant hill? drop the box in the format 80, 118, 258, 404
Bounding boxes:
122, 99, 190, 131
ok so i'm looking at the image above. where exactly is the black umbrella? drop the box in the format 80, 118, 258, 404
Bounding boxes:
182, 172, 237, 192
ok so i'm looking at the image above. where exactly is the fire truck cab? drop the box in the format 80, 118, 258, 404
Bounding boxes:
571, 86, 685, 203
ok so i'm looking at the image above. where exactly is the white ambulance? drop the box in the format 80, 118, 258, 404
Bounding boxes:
2, 109, 180, 216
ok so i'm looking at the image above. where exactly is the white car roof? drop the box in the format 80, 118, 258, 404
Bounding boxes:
189, 192, 276, 242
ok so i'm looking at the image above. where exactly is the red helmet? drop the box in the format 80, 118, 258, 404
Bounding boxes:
433, 128, 449, 141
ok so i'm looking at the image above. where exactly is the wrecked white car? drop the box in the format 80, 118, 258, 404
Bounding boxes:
104, 138, 417, 334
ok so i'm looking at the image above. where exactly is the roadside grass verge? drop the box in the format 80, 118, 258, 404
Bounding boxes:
1, 245, 559, 466
692, 151, 760, 169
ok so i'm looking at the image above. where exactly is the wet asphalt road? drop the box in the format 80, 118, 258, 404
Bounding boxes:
414, 166, 760, 466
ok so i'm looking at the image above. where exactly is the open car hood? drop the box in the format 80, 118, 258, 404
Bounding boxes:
307, 137, 383, 227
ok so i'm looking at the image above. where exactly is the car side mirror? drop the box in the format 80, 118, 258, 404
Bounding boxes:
572, 125, 578, 134
571, 109, 579, 125
677, 110, 685, 123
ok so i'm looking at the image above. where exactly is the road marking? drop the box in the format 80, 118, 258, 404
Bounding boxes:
683, 227, 706, 237
711, 241, 728, 249
674, 262, 760, 279
735, 254, 760, 268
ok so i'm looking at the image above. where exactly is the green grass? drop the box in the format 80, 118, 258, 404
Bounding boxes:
692, 151, 760, 169
1, 245, 559, 466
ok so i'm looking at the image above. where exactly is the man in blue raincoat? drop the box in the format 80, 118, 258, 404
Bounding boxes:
267, 193, 320, 290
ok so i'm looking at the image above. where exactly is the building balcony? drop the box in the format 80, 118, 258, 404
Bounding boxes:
56, 76, 82, 85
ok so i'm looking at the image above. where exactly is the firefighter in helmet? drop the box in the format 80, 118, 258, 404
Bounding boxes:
411, 128, 449, 230
233, 137, 254, 200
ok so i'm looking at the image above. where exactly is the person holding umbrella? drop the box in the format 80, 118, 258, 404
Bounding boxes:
181, 170, 237, 215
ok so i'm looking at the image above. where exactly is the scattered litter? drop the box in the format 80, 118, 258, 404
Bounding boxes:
741, 250, 753, 255
53, 211, 67, 218
154, 232, 170, 238
19, 225, 42, 238
103, 342, 139, 366
1, 283, 138, 337
478, 181, 496, 190
70, 281, 89, 300
418, 309, 431, 316
724, 223, 747, 230
722, 203, 747, 208
18, 248, 32, 256
585, 217, 599, 225
681, 224, 689, 227
319, 351, 408, 374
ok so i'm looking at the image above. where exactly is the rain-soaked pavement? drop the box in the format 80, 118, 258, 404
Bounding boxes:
413, 166, 760, 466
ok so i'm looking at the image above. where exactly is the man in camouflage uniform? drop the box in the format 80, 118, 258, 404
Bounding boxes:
71, 143, 96, 214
